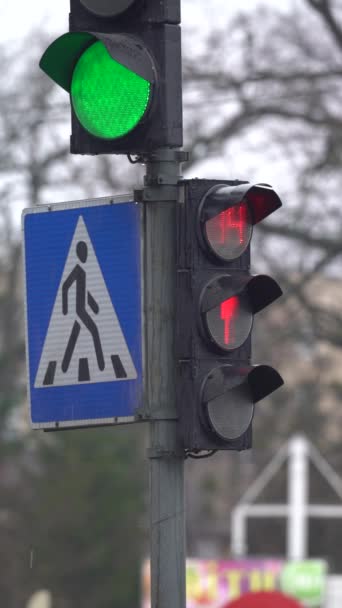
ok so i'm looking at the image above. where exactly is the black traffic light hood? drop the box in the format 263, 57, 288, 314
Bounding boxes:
200, 273, 282, 315
199, 182, 282, 225
201, 364, 284, 405
39, 31, 156, 92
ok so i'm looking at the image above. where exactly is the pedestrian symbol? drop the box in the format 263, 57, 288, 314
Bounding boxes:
62, 239, 105, 376
35, 215, 137, 388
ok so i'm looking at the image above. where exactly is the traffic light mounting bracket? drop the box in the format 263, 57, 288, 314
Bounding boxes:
134, 149, 189, 203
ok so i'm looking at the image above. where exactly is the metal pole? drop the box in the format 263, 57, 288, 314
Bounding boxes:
287, 435, 309, 560
231, 506, 248, 557
138, 149, 188, 608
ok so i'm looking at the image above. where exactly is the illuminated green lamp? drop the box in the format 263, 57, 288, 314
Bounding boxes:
39, 32, 155, 140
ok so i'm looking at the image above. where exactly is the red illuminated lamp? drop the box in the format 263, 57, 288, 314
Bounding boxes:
221, 296, 239, 345
204, 200, 252, 261
200, 274, 281, 353
198, 182, 282, 262
205, 292, 252, 351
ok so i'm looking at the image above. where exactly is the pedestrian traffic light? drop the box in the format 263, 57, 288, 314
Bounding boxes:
176, 179, 284, 452
39, 0, 182, 155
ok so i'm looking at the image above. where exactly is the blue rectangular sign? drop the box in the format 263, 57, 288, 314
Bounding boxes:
22, 195, 143, 429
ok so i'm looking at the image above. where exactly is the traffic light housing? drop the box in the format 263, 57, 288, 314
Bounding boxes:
39, 0, 182, 155
176, 179, 284, 452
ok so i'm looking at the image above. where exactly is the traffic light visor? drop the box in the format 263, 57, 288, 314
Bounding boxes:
246, 184, 282, 224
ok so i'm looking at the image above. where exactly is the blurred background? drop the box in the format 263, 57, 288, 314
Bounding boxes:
0, 0, 342, 606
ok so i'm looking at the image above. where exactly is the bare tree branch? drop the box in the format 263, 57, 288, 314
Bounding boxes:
306, 0, 342, 50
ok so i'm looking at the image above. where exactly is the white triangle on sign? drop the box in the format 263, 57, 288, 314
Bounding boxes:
35, 215, 137, 388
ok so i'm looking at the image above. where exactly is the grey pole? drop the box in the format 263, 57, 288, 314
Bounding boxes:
287, 435, 309, 560
136, 149, 188, 608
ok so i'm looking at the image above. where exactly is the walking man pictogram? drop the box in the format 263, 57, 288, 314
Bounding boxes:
61, 240, 105, 374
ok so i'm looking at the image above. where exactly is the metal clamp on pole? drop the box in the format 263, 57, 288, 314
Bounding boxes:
148, 447, 184, 459
134, 149, 190, 203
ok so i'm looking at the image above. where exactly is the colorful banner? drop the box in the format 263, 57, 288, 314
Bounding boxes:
141, 558, 327, 608
280, 560, 327, 607
141, 559, 284, 608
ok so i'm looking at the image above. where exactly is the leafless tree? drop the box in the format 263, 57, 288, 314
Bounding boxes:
183, 0, 342, 561
1, 0, 342, 593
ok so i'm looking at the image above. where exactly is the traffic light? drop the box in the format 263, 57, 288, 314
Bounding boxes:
39, 0, 182, 155
176, 179, 284, 452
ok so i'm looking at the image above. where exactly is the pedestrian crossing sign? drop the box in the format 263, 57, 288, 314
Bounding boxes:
22, 195, 143, 429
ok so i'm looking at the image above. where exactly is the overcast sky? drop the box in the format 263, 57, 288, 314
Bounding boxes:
0, 0, 292, 42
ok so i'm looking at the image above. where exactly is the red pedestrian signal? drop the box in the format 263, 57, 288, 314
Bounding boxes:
220, 296, 240, 347
203, 202, 252, 260
198, 182, 281, 261
176, 179, 284, 452
199, 274, 281, 353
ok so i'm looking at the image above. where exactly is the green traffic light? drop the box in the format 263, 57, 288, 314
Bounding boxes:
71, 41, 151, 140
